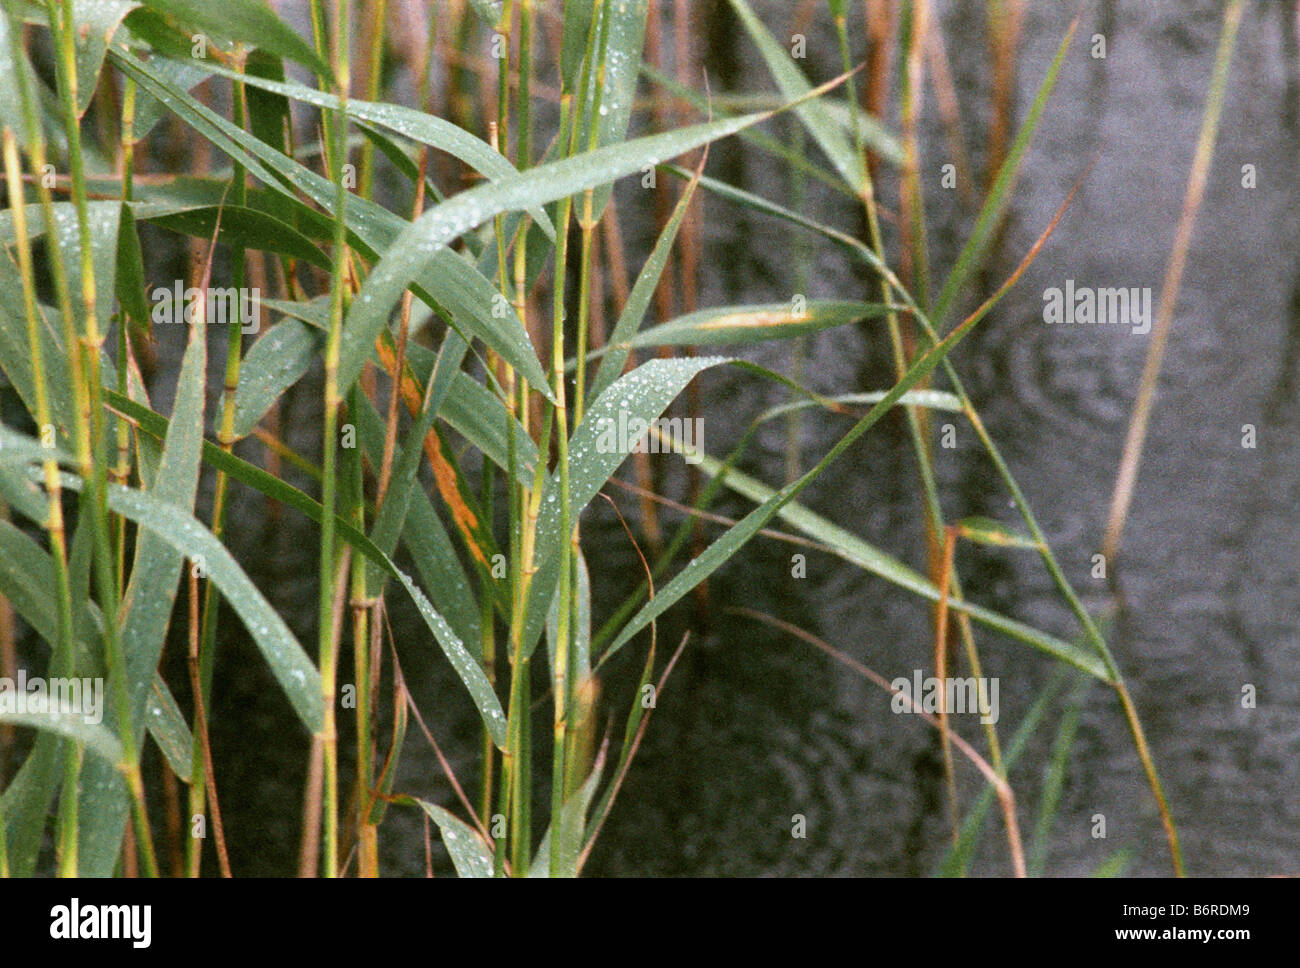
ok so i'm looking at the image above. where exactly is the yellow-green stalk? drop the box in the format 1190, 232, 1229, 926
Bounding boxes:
48, 0, 157, 876
3, 7, 94, 876
346, 383, 377, 876
3, 128, 81, 877
310, 0, 353, 879
357, 0, 388, 200
566, 2, 613, 800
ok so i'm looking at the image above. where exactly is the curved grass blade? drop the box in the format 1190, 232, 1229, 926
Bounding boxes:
640, 66, 886, 193
144, 674, 194, 778
0, 416, 328, 750
661, 153, 1184, 858
230, 316, 322, 440
619, 300, 896, 349
0, 11, 41, 141
339, 107, 788, 398
643, 435, 1107, 678
134, 0, 332, 81
96, 480, 323, 732
820, 97, 905, 167
0, 409, 150, 880
0, 710, 122, 764
136, 203, 330, 268
0, 519, 77, 875
758, 389, 963, 423
671, 163, 1118, 666
603, 192, 1094, 667
403, 797, 494, 878
956, 516, 1042, 550
109, 48, 550, 396
390, 569, 506, 749
70, 0, 140, 116
661, 162, 880, 265
102, 392, 508, 747
131, 55, 210, 137
166, 55, 553, 236
725, 0, 865, 193
522, 356, 730, 657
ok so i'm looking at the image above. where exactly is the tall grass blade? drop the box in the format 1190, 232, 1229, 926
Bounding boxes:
75, 315, 205, 876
